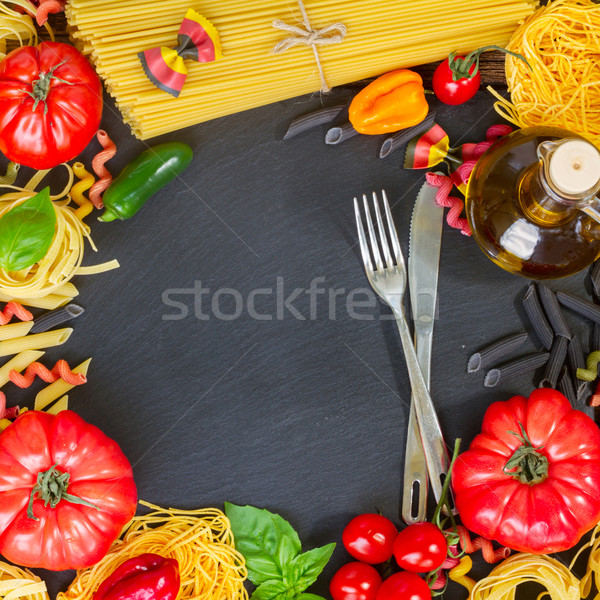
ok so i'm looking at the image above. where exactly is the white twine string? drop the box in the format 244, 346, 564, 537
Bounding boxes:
272, 0, 346, 93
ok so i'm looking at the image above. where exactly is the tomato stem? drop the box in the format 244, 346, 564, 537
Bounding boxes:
432, 438, 461, 529
27, 463, 100, 520
27, 60, 72, 114
426, 439, 462, 594
447, 45, 531, 82
503, 423, 548, 484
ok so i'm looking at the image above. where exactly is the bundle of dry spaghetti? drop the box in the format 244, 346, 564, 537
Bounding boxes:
0, 560, 49, 600
0, 165, 119, 306
492, 0, 600, 148
66, 0, 537, 139
58, 501, 248, 600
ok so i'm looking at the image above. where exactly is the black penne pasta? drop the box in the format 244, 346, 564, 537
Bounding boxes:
577, 379, 592, 408
567, 335, 586, 378
556, 290, 600, 324
537, 283, 572, 339
594, 323, 600, 351
592, 259, 600, 298
283, 104, 347, 140
379, 112, 436, 159
558, 366, 577, 405
522, 283, 554, 350
483, 352, 549, 388
325, 122, 360, 145
539, 335, 569, 388
30, 303, 85, 334
467, 331, 528, 373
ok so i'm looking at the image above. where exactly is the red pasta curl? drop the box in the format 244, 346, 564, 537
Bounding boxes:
424, 125, 513, 237
425, 172, 471, 236
35, 0, 65, 25
0, 302, 33, 325
430, 545, 460, 590
0, 392, 19, 420
9, 360, 87, 388
89, 130, 117, 209
455, 525, 511, 563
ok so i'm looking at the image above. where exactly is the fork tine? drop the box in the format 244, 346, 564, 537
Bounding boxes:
363, 194, 384, 271
354, 197, 373, 272
382, 189, 403, 265
372, 191, 393, 269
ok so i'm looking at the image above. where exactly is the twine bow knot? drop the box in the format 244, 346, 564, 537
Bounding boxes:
272, 0, 346, 92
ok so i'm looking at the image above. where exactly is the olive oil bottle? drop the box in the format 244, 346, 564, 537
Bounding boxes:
465, 126, 600, 279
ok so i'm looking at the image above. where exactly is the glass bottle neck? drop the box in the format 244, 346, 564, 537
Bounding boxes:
518, 161, 589, 226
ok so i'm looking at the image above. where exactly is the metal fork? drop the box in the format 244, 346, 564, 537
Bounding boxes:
353, 190, 451, 506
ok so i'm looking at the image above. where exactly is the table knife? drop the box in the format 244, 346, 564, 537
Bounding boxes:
402, 179, 444, 523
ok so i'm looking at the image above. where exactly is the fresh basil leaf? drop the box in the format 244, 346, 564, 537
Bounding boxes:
296, 595, 327, 600
0, 187, 56, 272
251, 580, 289, 600
225, 502, 302, 586
283, 543, 336, 590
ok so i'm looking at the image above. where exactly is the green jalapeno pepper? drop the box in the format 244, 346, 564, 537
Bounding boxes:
99, 141, 193, 222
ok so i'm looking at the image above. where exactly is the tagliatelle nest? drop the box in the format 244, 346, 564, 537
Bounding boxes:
0, 560, 50, 600
469, 553, 580, 600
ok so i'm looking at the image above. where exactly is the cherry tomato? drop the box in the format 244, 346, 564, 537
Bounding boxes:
392, 523, 447, 573
342, 514, 398, 564
375, 572, 431, 600
330, 562, 382, 600
432, 56, 480, 105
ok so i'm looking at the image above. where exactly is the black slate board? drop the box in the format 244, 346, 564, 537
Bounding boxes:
6, 87, 596, 598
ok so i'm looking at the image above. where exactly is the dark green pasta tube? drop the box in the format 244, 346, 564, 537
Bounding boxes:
283, 104, 347, 140
30, 303, 85, 334
556, 291, 600, 324
467, 331, 528, 373
379, 112, 436, 158
538, 284, 571, 340
483, 352, 549, 388
325, 122, 360, 145
522, 284, 553, 350
539, 336, 569, 389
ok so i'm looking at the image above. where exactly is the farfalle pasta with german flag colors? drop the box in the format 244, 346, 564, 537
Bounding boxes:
0, 0, 599, 599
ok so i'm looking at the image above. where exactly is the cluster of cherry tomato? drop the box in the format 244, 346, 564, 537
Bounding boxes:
330, 514, 448, 600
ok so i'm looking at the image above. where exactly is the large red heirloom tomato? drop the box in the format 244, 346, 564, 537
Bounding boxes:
0, 410, 137, 570
452, 389, 600, 554
0, 41, 103, 169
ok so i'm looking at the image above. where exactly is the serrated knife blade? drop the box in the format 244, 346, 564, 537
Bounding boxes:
402, 179, 444, 523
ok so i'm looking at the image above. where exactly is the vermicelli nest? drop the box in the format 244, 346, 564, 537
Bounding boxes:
57, 502, 249, 600
492, 0, 600, 149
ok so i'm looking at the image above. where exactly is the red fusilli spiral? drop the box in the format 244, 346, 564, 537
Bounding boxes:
9, 360, 87, 388
425, 172, 471, 236
425, 124, 513, 236
89, 130, 117, 209
0, 302, 33, 325
430, 545, 460, 590
455, 525, 511, 563
35, 0, 65, 25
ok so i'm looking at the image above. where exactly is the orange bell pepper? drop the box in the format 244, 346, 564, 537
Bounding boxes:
349, 69, 429, 135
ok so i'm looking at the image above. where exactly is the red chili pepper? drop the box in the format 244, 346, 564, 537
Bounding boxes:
94, 554, 180, 600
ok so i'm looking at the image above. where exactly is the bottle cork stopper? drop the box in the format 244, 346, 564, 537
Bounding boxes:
549, 140, 600, 195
